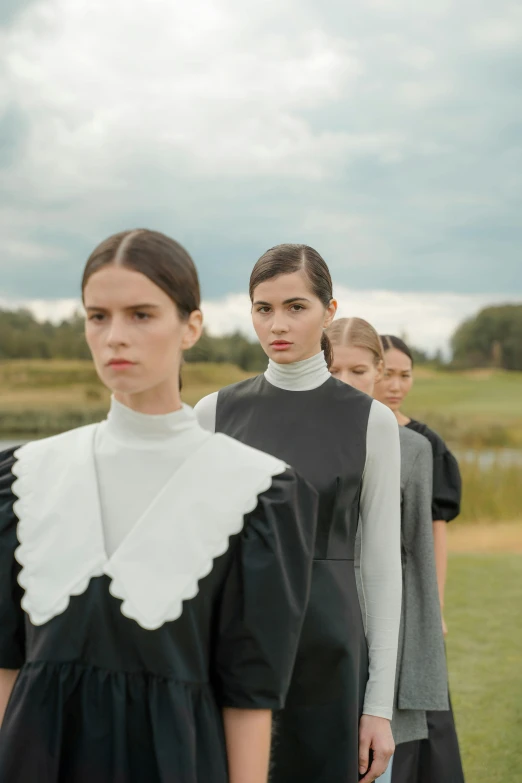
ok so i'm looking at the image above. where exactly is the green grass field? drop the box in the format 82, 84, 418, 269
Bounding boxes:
446, 552, 522, 783
0, 358, 520, 776
405, 367, 522, 448
1, 360, 520, 440
0, 359, 521, 522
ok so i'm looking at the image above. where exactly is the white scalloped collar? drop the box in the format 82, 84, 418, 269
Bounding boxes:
12, 424, 287, 630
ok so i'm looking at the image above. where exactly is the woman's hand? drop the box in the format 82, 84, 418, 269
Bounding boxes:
358, 714, 395, 783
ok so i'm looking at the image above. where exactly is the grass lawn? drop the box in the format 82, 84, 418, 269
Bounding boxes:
405, 368, 522, 448
1, 359, 521, 522
0, 358, 520, 778
1, 360, 521, 446
446, 550, 522, 783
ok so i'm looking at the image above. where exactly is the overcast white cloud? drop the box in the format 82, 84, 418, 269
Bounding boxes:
0, 0, 521, 340
202, 287, 520, 356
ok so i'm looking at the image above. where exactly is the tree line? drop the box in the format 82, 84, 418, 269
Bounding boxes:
0, 308, 267, 371
451, 304, 522, 371
0, 304, 521, 371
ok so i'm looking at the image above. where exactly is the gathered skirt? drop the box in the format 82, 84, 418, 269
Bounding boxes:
0, 660, 229, 783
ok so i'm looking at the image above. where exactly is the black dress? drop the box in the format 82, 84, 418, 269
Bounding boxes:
406, 419, 461, 523
392, 419, 465, 783
0, 426, 318, 783
207, 373, 402, 783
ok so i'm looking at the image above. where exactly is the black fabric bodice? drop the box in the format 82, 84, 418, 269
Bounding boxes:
216, 374, 374, 783
216, 375, 372, 561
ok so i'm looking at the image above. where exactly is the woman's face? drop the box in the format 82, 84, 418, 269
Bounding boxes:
251, 270, 337, 364
374, 347, 413, 411
330, 344, 382, 396
84, 265, 202, 401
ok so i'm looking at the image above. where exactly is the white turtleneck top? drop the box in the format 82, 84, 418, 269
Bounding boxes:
94, 398, 210, 557
194, 352, 402, 721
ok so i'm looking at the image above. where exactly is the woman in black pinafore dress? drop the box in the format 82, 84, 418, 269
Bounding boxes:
196, 244, 403, 783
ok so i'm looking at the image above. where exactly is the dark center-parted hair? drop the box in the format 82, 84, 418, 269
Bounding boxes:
380, 334, 414, 366
249, 243, 334, 367
81, 229, 201, 318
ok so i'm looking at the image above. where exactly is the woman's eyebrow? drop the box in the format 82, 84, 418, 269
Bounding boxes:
85, 303, 160, 311
85, 304, 159, 310
124, 303, 160, 311
253, 297, 311, 306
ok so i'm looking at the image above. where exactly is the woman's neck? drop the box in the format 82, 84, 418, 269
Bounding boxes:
104, 396, 198, 447
264, 351, 331, 391
114, 382, 182, 415
394, 410, 411, 426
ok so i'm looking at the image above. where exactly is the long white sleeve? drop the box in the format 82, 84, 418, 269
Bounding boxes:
359, 400, 402, 719
194, 392, 218, 433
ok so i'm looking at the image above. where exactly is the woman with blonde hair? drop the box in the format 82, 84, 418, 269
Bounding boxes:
327, 317, 449, 783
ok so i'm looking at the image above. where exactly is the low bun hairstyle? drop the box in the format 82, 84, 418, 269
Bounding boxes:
82, 229, 201, 318
82, 229, 201, 393
249, 243, 335, 367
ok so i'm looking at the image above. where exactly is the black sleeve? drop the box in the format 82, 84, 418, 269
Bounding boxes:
213, 468, 317, 710
432, 447, 462, 522
0, 449, 26, 669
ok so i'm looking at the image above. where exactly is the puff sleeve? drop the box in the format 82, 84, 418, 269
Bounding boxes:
432, 447, 461, 522
213, 468, 317, 710
406, 420, 461, 522
0, 449, 25, 669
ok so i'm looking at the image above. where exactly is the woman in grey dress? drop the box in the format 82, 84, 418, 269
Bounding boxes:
327, 318, 449, 783
375, 334, 465, 783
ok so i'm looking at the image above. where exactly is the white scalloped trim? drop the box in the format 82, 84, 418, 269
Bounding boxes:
11, 426, 107, 627
10, 428, 287, 631
104, 466, 280, 630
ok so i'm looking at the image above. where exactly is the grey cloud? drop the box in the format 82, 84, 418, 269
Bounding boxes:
0, 0, 39, 25
0, 0, 521, 301
0, 105, 30, 168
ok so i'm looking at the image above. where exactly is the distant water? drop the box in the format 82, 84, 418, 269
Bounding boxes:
455, 449, 522, 468
1, 439, 522, 468
0, 439, 27, 450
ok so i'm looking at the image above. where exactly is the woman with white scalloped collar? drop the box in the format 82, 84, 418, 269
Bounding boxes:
0, 230, 318, 783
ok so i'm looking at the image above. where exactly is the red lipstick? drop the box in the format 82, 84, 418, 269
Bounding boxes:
108, 359, 135, 369
271, 340, 292, 351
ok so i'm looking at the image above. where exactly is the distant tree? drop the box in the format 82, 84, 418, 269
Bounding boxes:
185, 329, 266, 371
451, 304, 522, 370
0, 308, 267, 368
396, 330, 430, 364
411, 346, 430, 365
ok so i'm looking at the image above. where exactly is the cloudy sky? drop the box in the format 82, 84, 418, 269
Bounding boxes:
1, 0, 521, 352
